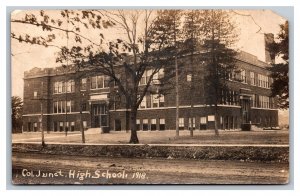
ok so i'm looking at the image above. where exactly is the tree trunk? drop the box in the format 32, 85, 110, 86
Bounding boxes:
79, 110, 85, 143
175, 54, 179, 137
190, 48, 195, 137
214, 105, 219, 136
129, 107, 139, 144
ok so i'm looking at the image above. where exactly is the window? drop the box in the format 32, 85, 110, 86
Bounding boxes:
200, 117, 207, 124
140, 69, 164, 85
138, 95, 162, 110
53, 102, 58, 113
255, 94, 259, 107
66, 80, 75, 92
266, 76, 270, 89
258, 74, 269, 88
54, 82, 59, 94
140, 96, 146, 109
241, 69, 246, 83
33, 122, 38, 132
258, 95, 270, 108
142, 119, 148, 131
104, 76, 110, 88
59, 122, 64, 131
58, 101, 62, 113
81, 103, 87, 111
200, 117, 207, 130
140, 72, 147, 85
91, 76, 97, 89
233, 91, 239, 105
27, 122, 32, 132
179, 118, 184, 130
187, 74, 192, 82
152, 94, 159, 108
219, 116, 223, 130
151, 94, 163, 108
61, 101, 66, 113
65, 122, 69, 132
83, 121, 87, 129
91, 75, 109, 89
250, 72, 255, 85
53, 100, 74, 113
71, 101, 75, 112
151, 119, 157, 131
159, 118, 165, 131
97, 76, 103, 88
81, 78, 87, 90
54, 81, 74, 94
136, 119, 140, 131
58, 82, 63, 93
70, 122, 75, 131
188, 118, 196, 129
251, 94, 255, 107
34, 91, 38, 98
66, 101, 71, 112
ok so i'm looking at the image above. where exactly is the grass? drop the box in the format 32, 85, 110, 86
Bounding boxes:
12, 128, 289, 145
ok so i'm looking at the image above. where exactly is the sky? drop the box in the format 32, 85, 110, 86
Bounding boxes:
11, 9, 286, 99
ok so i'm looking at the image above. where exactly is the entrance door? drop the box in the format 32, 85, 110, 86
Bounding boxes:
241, 98, 251, 123
91, 104, 108, 128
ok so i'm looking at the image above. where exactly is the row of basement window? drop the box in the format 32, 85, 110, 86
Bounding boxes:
136, 118, 165, 131
53, 121, 87, 132
26, 121, 88, 132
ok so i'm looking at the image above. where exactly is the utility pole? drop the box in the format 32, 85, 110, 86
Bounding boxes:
40, 101, 45, 147
65, 10, 70, 137
79, 91, 85, 143
32, 82, 51, 147
64, 75, 68, 137
174, 15, 180, 137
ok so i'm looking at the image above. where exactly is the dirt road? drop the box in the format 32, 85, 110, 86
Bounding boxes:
12, 152, 289, 185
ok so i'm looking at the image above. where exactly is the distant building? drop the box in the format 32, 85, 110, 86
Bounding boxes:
22, 35, 278, 132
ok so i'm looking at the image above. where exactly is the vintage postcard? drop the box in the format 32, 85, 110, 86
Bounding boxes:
11, 9, 289, 185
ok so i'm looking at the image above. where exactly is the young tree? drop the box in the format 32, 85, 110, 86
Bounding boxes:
268, 21, 289, 109
12, 96, 23, 133
199, 10, 238, 136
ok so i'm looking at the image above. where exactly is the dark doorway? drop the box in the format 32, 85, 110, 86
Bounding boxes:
91, 103, 108, 128
241, 98, 251, 123
115, 119, 121, 131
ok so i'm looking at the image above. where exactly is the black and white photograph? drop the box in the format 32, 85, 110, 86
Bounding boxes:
11, 9, 289, 185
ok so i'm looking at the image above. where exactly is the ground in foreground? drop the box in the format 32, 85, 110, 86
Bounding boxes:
12, 152, 289, 185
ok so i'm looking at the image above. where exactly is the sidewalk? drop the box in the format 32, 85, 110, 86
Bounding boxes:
12, 128, 289, 145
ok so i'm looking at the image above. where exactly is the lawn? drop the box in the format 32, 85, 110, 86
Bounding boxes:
12, 128, 289, 145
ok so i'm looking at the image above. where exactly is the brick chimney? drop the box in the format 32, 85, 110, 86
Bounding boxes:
264, 33, 275, 64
